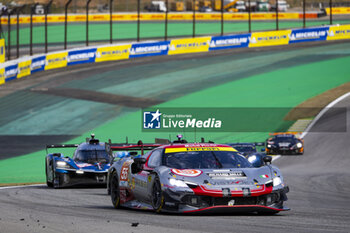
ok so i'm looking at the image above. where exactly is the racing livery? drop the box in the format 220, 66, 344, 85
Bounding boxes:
45, 134, 112, 188
107, 140, 289, 214
266, 132, 304, 155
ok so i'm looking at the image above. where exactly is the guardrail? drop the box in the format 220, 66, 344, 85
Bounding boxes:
1, 24, 349, 86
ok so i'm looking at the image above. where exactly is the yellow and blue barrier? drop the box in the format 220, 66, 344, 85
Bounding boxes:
1, 24, 350, 86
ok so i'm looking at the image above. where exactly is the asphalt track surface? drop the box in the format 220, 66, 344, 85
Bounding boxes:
0, 94, 350, 233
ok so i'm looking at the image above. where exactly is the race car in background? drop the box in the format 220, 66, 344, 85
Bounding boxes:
266, 132, 304, 155
45, 134, 112, 188
227, 142, 265, 157
107, 136, 289, 214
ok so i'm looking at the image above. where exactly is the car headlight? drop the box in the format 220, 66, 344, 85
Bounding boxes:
56, 161, 72, 169
267, 144, 271, 148
169, 178, 188, 187
296, 142, 302, 148
273, 177, 282, 186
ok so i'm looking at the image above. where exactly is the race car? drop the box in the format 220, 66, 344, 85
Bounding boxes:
107, 137, 289, 214
227, 142, 265, 156
45, 134, 112, 188
266, 132, 304, 155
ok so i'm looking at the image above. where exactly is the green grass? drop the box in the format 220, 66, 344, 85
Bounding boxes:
3, 20, 350, 46
1, 54, 350, 184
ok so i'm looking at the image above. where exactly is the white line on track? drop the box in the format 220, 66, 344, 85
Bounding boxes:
0, 184, 45, 190
272, 91, 350, 162
301, 92, 350, 139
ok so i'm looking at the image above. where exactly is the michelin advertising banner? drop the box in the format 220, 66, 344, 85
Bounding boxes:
5, 64, 18, 82
289, 27, 329, 43
129, 41, 170, 58
95, 44, 131, 62
209, 34, 250, 50
168, 37, 211, 55
0, 39, 5, 63
67, 48, 96, 66
31, 56, 46, 73
249, 30, 291, 47
327, 25, 350, 40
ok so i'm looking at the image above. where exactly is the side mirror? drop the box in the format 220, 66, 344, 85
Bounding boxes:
263, 156, 272, 164
134, 157, 146, 164
131, 157, 147, 174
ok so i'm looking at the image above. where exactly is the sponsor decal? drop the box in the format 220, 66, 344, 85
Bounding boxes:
209, 34, 250, 50
260, 174, 269, 178
31, 56, 46, 73
143, 109, 222, 130
67, 48, 96, 65
249, 30, 291, 47
171, 169, 202, 177
165, 147, 236, 153
327, 25, 350, 40
45, 52, 68, 70
5, 64, 18, 82
95, 44, 131, 62
0, 68, 5, 85
168, 37, 211, 55
143, 109, 162, 129
129, 41, 170, 58
17, 59, 32, 78
289, 27, 329, 43
207, 171, 246, 178
0, 39, 5, 63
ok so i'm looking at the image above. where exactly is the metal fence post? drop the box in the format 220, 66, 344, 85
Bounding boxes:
7, 12, 11, 60
45, 0, 53, 54
248, 0, 251, 32
30, 4, 35, 56
275, 0, 279, 30
16, 6, 25, 58
109, 0, 113, 44
303, 0, 306, 28
192, 0, 196, 38
221, 0, 224, 35
165, 0, 168, 40
64, 0, 72, 50
86, 0, 92, 46
137, 0, 140, 42
329, 0, 333, 25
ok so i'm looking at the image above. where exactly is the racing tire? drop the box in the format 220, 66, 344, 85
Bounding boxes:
52, 165, 60, 189
152, 176, 164, 213
45, 160, 53, 188
110, 172, 120, 209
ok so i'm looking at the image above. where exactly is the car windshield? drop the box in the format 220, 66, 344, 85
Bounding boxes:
74, 150, 110, 163
273, 136, 296, 143
232, 146, 256, 153
164, 151, 252, 169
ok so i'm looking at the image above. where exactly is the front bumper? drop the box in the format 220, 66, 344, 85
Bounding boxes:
266, 147, 303, 155
162, 187, 290, 213
55, 169, 107, 187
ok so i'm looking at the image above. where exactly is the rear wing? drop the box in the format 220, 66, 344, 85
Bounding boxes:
109, 141, 163, 155
45, 144, 79, 154
269, 132, 302, 138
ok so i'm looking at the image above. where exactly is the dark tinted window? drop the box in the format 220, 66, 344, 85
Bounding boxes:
232, 146, 256, 153
164, 151, 252, 169
74, 150, 109, 163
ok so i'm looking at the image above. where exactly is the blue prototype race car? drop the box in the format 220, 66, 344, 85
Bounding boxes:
45, 134, 112, 188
